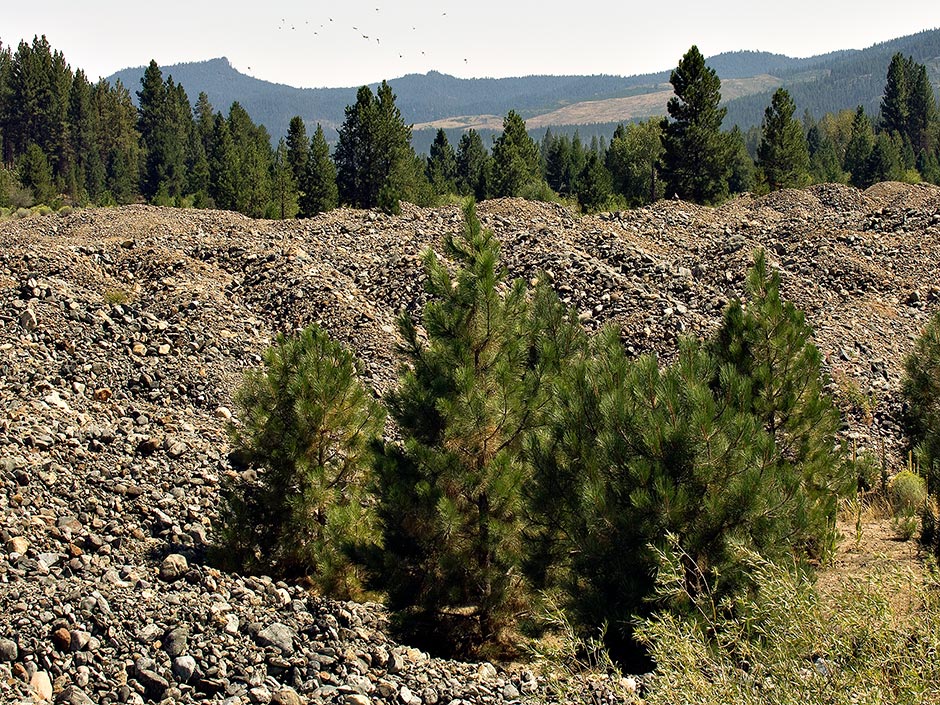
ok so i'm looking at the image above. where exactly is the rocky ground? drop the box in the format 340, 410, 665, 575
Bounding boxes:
0, 182, 938, 704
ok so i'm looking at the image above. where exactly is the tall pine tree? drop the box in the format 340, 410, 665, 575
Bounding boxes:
375, 202, 579, 645
757, 88, 811, 191
299, 124, 338, 217
660, 46, 731, 204
491, 110, 541, 197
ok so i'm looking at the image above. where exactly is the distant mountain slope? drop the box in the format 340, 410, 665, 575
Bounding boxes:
106, 28, 940, 149
723, 28, 940, 126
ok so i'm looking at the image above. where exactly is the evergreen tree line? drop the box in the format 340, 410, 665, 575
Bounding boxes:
3, 38, 939, 217
218, 202, 854, 663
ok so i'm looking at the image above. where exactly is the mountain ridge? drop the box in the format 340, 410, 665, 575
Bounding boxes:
105, 28, 940, 151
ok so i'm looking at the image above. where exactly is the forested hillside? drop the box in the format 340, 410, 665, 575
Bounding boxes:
105, 28, 940, 147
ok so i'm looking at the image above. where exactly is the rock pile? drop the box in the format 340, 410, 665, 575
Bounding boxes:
1, 181, 938, 703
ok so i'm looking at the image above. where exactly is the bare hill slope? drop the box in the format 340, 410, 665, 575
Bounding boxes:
0, 183, 938, 703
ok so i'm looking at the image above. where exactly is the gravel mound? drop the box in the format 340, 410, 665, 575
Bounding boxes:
1, 183, 938, 703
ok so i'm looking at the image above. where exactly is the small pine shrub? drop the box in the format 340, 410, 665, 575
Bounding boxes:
14, 207, 30, 219
57, 205, 73, 217
890, 470, 927, 540
33, 205, 53, 216
901, 311, 940, 551
216, 325, 384, 597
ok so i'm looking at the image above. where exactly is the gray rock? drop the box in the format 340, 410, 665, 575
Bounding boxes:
256, 622, 295, 654
387, 649, 406, 674
249, 684, 273, 703
271, 688, 306, 705
163, 626, 188, 657
137, 623, 162, 644
19, 307, 37, 331
502, 683, 520, 699
69, 629, 91, 652
0, 638, 17, 661
399, 685, 421, 705
135, 669, 169, 698
55, 685, 96, 705
159, 553, 188, 581
172, 655, 197, 682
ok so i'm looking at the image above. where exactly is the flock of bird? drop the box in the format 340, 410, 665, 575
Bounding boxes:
273, 8, 470, 66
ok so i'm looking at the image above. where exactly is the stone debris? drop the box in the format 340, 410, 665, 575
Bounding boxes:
0, 182, 938, 703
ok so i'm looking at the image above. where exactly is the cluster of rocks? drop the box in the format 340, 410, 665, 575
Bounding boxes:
1, 181, 938, 703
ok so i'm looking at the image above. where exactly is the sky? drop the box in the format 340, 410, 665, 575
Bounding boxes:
4, 2, 939, 88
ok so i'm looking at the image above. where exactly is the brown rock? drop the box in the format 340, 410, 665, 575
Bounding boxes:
51, 627, 71, 651
6, 536, 28, 554
272, 688, 307, 705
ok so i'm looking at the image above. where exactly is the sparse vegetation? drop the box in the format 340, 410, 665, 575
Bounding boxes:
635, 537, 940, 705
102, 288, 132, 305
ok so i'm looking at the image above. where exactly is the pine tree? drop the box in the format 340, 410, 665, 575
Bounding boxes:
95, 79, 140, 204
905, 61, 935, 159
491, 110, 541, 197
456, 129, 491, 201
299, 124, 338, 217
18, 141, 54, 203
269, 138, 299, 219
286, 115, 310, 185
68, 69, 105, 203
193, 92, 215, 154
711, 250, 852, 556
375, 202, 578, 644
227, 102, 272, 217
660, 46, 731, 204
334, 81, 417, 209
573, 150, 612, 212
209, 112, 237, 211
529, 253, 851, 660
136, 60, 167, 199
543, 132, 572, 194
758, 88, 811, 190
881, 53, 909, 138
426, 128, 457, 195
867, 131, 903, 183
218, 325, 385, 595
807, 124, 847, 183
726, 126, 757, 194
844, 106, 875, 188
137, 63, 193, 202
880, 54, 936, 165
901, 311, 940, 501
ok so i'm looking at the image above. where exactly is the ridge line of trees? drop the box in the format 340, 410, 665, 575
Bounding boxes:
2, 37, 939, 217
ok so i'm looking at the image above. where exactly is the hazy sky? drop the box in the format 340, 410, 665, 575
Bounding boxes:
4, 2, 939, 88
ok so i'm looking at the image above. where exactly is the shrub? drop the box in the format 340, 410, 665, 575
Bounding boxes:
527, 251, 851, 663
216, 325, 384, 597
14, 207, 31, 219
890, 469, 927, 515
635, 537, 940, 705
103, 288, 131, 305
